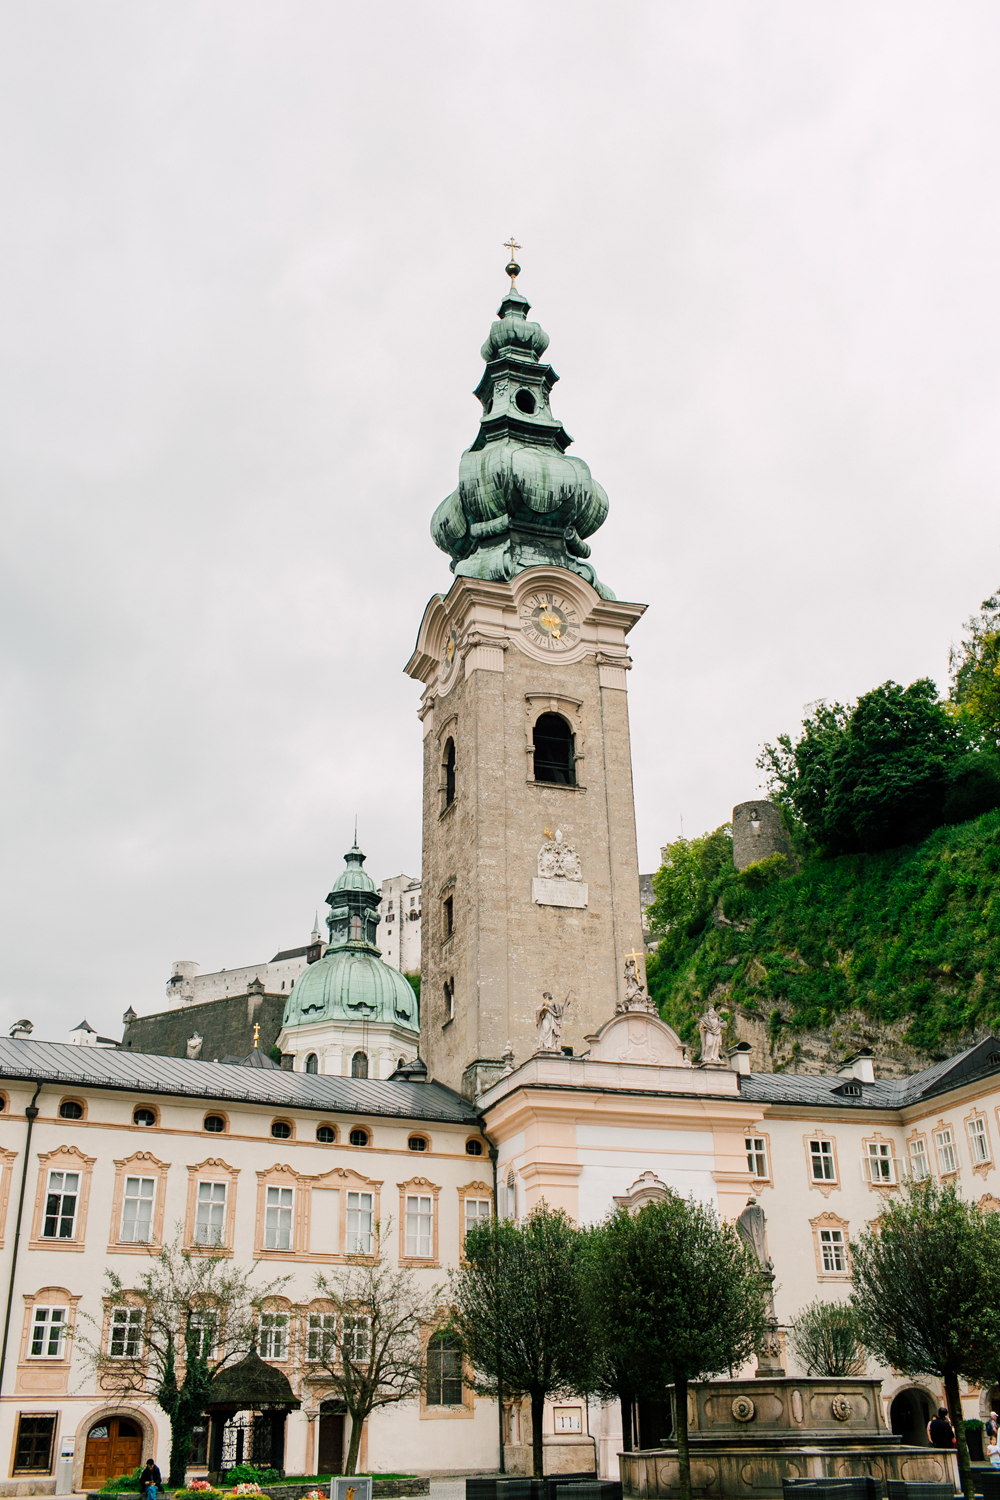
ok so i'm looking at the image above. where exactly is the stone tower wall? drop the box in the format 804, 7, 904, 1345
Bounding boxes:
408, 569, 647, 1096
732, 800, 794, 872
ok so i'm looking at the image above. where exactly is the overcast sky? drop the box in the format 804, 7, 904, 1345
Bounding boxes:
2, 2, 999, 1042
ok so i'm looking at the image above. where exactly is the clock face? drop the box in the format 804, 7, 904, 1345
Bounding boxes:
519, 592, 580, 651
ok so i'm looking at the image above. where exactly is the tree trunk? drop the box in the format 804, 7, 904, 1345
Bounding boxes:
344, 1410, 365, 1478
531, 1391, 545, 1479
167, 1415, 190, 1490
674, 1375, 691, 1500
619, 1392, 633, 1453
944, 1368, 973, 1500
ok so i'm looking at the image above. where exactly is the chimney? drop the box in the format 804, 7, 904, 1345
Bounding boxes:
839, 1049, 875, 1083
728, 1041, 752, 1076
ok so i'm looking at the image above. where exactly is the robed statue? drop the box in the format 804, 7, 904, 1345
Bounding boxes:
536, 990, 574, 1052
698, 1003, 723, 1064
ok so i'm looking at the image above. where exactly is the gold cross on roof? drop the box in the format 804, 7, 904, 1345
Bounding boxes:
504, 237, 522, 286
626, 948, 644, 965
504, 236, 521, 260
252, 1022, 260, 1048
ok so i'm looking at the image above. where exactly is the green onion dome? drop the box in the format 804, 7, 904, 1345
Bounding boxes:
281, 843, 419, 1034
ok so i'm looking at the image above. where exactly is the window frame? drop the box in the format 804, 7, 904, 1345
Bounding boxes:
862, 1134, 898, 1189
184, 1159, 239, 1256
934, 1124, 959, 1177
907, 1132, 931, 1182
745, 1133, 770, 1184
425, 1331, 464, 1407
258, 1305, 291, 1362
16, 1286, 81, 1388
264, 1183, 295, 1251
458, 1179, 493, 1257
809, 1212, 851, 1280
29, 1146, 96, 1253
966, 1110, 992, 1171
28, 1305, 69, 1359
202, 1113, 228, 1134
802, 1133, 839, 1194
397, 1177, 440, 1266
108, 1151, 170, 1255
108, 1305, 145, 1360
12, 1414, 57, 1474
0, 1146, 17, 1251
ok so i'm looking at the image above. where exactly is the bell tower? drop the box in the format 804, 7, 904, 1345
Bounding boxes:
405, 257, 647, 1096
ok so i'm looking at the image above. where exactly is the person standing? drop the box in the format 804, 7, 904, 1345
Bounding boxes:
928, 1407, 956, 1449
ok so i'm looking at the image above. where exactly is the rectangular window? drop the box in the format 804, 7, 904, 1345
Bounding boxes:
935, 1128, 958, 1175
29, 1308, 67, 1358
307, 1313, 336, 1362
121, 1176, 156, 1242
819, 1228, 847, 1273
444, 897, 454, 938
13, 1415, 56, 1473
426, 1333, 463, 1405
346, 1191, 373, 1254
969, 1116, 991, 1165
908, 1137, 930, 1181
258, 1311, 288, 1359
264, 1186, 294, 1251
746, 1137, 768, 1179
42, 1171, 79, 1239
464, 1198, 491, 1238
194, 1181, 227, 1246
405, 1195, 433, 1258
188, 1311, 216, 1359
109, 1306, 144, 1358
866, 1142, 896, 1184
343, 1314, 371, 1364
809, 1140, 836, 1182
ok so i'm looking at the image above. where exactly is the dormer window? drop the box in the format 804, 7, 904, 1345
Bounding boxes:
836, 1082, 863, 1098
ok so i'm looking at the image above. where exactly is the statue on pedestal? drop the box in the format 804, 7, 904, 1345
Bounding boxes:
617, 951, 656, 1014
698, 1002, 724, 1065
736, 1199, 785, 1378
535, 991, 574, 1052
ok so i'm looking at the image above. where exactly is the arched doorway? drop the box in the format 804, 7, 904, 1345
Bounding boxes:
81, 1416, 143, 1489
890, 1388, 933, 1447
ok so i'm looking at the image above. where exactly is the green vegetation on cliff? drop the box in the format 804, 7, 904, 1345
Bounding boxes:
646, 809, 1000, 1058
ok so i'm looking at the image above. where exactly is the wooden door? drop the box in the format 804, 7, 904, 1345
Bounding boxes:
82, 1417, 143, 1489
317, 1414, 343, 1475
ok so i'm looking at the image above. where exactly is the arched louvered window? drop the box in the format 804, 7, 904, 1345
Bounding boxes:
352, 1051, 369, 1079
533, 713, 575, 785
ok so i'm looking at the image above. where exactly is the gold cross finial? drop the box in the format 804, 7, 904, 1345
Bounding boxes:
504, 237, 522, 286
252, 1023, 260, 1048
543, 827, 554, 840
626, 948, 644, 965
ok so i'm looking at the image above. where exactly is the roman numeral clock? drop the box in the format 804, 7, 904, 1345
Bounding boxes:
519, 592, 580, 651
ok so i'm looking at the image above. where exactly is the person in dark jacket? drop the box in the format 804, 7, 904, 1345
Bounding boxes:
140, 1459, 162, 1500
928, 1408, 956, 1448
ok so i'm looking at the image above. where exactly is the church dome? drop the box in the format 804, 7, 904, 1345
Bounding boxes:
283, 945, 418, 1033
281, 841, 419, 1036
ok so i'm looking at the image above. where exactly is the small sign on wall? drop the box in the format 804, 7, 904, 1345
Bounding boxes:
331, 1479, 372, 1500
532, 877, 588, 908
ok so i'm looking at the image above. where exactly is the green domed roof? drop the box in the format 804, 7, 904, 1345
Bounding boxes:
281, 841, 419, 1036
330, 843, 377, 895
283, 945, 419, 1033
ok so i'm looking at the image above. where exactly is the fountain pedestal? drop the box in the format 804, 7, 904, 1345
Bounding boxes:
620, 1377, 957, 1499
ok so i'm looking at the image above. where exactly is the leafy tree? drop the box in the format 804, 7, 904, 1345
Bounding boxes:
645, 825, 734, 946
592, 1195, 767, 1500
760, 679, 999, 855
451, 1205, 592, 1477
851, 1179, 1000, 1500
950, 587, 1000, 748
309, 1233, 442, 1475
788, 1297, 866, 1377
75, 1236, 288, 1486
579, 1220, 659, 1453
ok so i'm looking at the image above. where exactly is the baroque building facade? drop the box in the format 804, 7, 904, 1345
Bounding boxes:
3, 265, 996, 1491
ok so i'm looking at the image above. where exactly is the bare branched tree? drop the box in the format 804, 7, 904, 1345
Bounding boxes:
306, 1227, 443, 1476
74, 1234, 289, 1486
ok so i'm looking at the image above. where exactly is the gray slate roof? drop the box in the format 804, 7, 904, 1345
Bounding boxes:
738, 1037, 1000, 1111
0, 1038, 479, 1125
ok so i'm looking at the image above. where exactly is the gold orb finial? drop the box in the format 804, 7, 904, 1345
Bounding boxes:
504, 236, 522, 286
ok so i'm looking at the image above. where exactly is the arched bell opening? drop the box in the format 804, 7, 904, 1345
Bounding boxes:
533, 713, 575, 785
